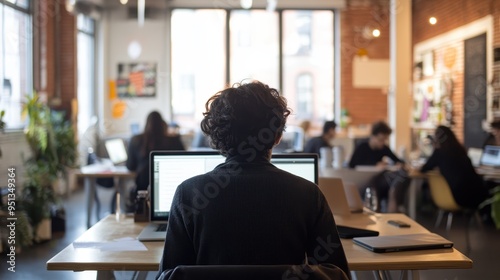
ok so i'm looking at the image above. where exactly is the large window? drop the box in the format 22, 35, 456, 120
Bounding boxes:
171, 9, 226, 129
171, 9, 335, 130
77, 14, 95, 135
0, 1, 31, 129
229, 10, 279, 86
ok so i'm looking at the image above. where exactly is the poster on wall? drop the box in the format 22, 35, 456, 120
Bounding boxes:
116, 62, 156, 98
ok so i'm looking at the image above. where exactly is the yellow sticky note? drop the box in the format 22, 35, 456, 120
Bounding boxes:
109, 80, 117, 100
112, 100, 127, 119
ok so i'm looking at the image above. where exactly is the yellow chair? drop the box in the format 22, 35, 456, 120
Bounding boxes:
426, 171, 481, 251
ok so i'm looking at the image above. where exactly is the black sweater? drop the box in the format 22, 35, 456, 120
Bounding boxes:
348, 142, 402, 168
156, 155, 350, 279
420, 149, 489, 208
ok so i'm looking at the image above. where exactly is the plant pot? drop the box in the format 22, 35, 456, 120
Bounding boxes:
35, 218, 52, 242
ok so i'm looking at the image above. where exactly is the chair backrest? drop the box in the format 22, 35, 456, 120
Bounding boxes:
159, 264, 350, 280
426, 171, 462, 212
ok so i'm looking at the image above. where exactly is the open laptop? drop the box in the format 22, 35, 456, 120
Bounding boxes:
318, 177, 365, 215
480, 145, 500, 167
353, 233, 453, 253
104, 138, 128, 165
138, 152, 319, 241
318, 178, 351, 216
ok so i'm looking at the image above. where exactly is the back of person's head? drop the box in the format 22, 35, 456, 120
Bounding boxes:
145, 111, 167, 134
371, 121, 392, 136
143, 111, 168, 155
434, 125, 466, 155
322, 121, 337, 135
201, 80, 291, 158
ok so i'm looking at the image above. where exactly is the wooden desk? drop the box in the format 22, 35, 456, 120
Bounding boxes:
47, 214, 472, 280
75, 166, 136, 228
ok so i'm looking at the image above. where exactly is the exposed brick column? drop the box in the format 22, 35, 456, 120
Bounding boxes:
33, 0, 76, 120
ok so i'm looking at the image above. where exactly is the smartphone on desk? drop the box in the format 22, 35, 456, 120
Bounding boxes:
388, 220, 411, 228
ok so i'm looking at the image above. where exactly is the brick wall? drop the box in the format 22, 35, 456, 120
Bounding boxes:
56, 1, 77, 120
341, 1, 391, 126
412, 0, 500, 142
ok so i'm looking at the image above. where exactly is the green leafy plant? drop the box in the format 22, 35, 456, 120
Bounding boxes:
0, 109, 5, 131
479, 186, 500, 230
21, 93, 78, 239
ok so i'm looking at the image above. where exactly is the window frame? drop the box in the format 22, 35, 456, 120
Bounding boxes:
0, 0, 32, 130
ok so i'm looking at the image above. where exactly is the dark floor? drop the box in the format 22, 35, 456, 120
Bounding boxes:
1, 187, 500, 280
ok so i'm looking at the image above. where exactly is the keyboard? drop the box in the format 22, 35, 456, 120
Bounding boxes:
156, 223, 168, 232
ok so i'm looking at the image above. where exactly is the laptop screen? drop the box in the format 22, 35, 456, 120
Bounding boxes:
480, 145, 500, 167
104, 138, 128, 164
149, 151, 318, 221
271, 154, 318, 184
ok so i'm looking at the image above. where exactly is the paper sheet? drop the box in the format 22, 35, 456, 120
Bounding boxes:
73, 237, 148, 251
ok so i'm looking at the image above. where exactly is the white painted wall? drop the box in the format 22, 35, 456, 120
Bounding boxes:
99, 10, 170, 136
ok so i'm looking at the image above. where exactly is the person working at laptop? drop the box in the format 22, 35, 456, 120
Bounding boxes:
420, 126, 489, 209
156, 81, 350, 279
348, 121, 410, 213
482, 120, 500, 147
303, 120, 337, 156
127, 111, 185, 197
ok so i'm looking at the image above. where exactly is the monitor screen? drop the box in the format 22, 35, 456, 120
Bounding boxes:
104, 138, 128, 164
150, 152, 318, 221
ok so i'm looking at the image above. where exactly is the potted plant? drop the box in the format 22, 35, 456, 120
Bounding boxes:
21, 93, 78, 242
0, 109, 5, 132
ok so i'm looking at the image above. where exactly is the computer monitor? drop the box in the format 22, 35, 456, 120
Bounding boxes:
104, 138, 128, 164
149, 151, 318, 221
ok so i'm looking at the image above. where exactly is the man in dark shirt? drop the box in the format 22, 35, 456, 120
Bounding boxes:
303, 120, 337, 157
156, 81, 350, 279
349, 121, 409, 213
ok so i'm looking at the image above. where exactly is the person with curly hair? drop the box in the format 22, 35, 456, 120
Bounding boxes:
156, 81, 350, 279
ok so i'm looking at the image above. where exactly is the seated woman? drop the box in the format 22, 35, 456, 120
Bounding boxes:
420, 126, 489, 209
482, 120, 500, 147
156, 81, 350, 279
126, 111, 185, 194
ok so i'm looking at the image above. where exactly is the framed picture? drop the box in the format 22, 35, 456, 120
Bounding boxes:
116, 62, 156, 97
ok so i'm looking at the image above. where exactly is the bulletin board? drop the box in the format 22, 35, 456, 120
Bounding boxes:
116, 62, 157, 98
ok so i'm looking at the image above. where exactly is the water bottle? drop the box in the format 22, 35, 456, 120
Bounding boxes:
333, 146, 344, 169
134, 190, 150, 222
320, 147, 334, 168
364, 187, 378, 212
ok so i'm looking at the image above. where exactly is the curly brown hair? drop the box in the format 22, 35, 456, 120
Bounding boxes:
200, 81, 291, 158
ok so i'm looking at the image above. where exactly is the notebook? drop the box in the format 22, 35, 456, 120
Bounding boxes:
137, 152, 319, 241
353, 233, 453, 253
480, 145, 500, 167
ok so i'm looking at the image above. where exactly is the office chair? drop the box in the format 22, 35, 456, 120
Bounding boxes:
427, 171, 482, 251
158, 264, 349, 280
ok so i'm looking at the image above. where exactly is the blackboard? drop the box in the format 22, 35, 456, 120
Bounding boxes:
464, 33, 488, 148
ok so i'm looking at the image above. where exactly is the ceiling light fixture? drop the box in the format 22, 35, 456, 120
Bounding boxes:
138, 0, 145, 26
120, 0, 128, 5
240, 0, 252, 9
372, 29, 381, 37
429, 17, 437, 25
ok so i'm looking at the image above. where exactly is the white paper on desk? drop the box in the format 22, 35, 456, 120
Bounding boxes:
73, 237, 147, 251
